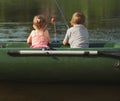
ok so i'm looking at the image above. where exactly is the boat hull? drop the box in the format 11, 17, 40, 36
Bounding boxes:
0, 47, 120, 83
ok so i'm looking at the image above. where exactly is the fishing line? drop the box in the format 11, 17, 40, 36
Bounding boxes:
51, 17, 57, 42
55, 0, 69, 29
53, 21, 57, 41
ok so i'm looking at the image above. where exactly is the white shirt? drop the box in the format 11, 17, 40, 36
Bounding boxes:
63, 24, 89, 48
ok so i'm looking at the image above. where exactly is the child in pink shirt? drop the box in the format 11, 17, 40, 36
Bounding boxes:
27, 15, 50, 48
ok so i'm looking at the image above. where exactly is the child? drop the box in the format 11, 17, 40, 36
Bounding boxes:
27, 15, 50, 48
63, 12, 89, 48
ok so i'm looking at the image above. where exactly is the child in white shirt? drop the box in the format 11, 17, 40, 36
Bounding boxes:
63, 12, 89, 48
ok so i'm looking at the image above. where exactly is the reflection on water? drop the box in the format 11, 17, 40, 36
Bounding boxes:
0, 0, 120, 42
0, 22, 120, 42
0, 81, 120, 101
0, 22, 31, 42
89, 28, 120, 42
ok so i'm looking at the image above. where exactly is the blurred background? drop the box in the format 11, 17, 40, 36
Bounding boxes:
0, 0, 120, 42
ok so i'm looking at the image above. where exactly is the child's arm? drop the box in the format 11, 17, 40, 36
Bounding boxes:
63, 40, 67, 45
27, 31, 33, 44
63, 29, 70, 45
45, 30, 50, 43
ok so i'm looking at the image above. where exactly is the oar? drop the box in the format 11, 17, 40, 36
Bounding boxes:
98, 50, 120, 58
7, 50, 120, 58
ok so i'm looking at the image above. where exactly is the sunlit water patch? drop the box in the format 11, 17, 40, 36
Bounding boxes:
0, 22, 31, 42
89, 28, 120, 42
0, 22, 120, 43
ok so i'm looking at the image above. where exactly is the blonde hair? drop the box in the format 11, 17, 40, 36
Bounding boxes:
70, 12, 85, 26
33, 15, 47, 29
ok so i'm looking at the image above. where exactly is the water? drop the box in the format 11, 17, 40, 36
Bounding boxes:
0, 0, 120, 42
0, 22, 31, 42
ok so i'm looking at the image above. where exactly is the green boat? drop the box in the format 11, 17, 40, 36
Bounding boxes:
0, 41, 120, 83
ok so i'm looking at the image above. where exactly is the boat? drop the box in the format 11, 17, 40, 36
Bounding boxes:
0, 41, 120, 83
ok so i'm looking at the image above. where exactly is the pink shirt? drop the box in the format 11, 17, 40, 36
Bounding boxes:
30, 30, 49, 48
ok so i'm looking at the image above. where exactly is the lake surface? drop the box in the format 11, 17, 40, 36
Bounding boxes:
0, 0, 120, 101
0, 0, 120, 42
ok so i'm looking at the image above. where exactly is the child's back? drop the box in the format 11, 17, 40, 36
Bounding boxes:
27, 15, 50, 48
67, 24, 89, 48
63, 12, 89, 48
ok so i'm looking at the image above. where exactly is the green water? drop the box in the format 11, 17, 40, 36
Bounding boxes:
0, 0, 120, 42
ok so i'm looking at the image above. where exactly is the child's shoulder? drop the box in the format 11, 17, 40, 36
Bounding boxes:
68, 26, 75, 31
31, 30, 36, 33
30, 30, 36, 35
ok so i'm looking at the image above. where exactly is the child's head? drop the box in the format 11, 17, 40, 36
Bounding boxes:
33, 15, 47, 29
70, 12, 86, 26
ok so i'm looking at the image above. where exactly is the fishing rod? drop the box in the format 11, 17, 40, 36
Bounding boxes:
54, 0, 69, 29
